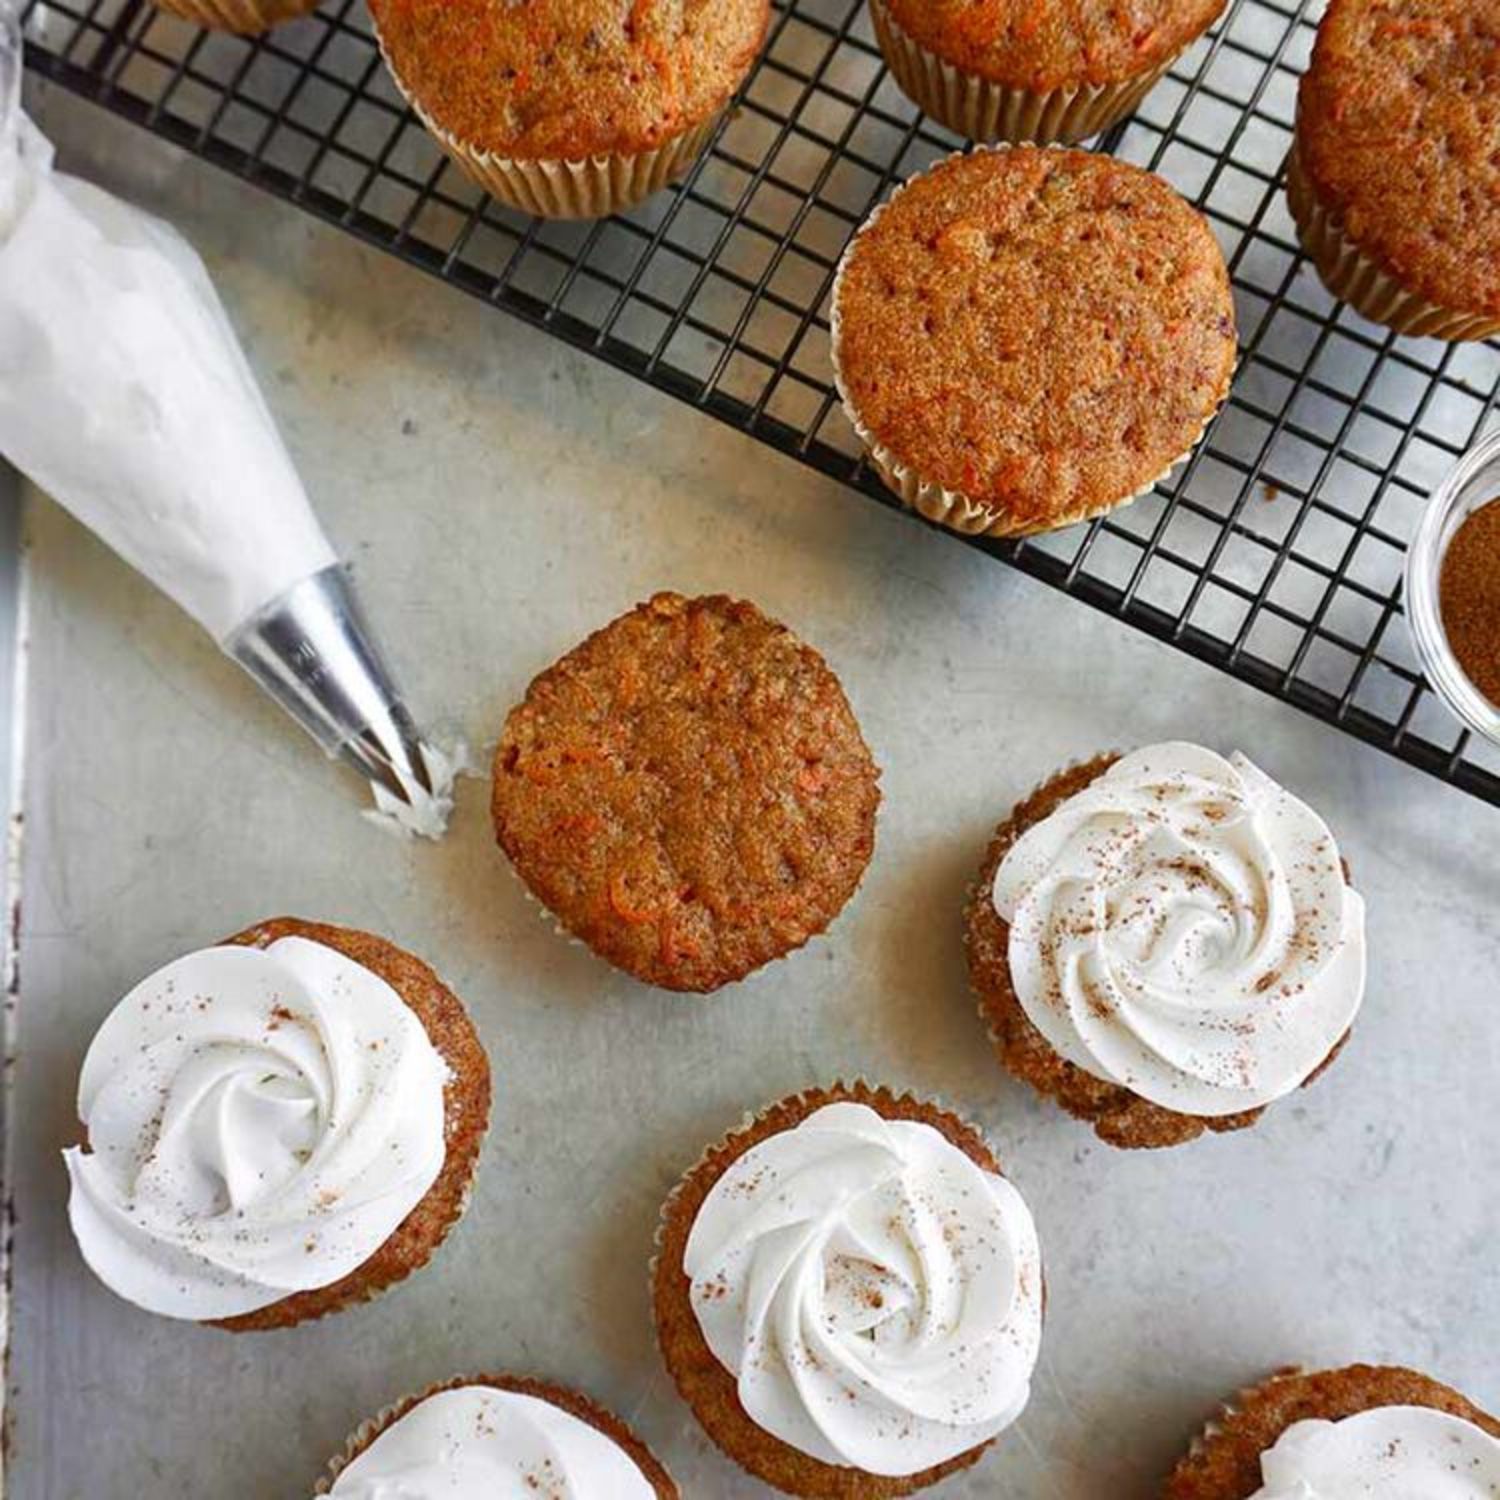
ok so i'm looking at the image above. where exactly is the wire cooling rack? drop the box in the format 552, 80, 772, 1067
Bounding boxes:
19, 0, 1500, 802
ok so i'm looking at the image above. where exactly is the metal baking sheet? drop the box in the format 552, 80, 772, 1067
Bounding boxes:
4, 84, 1497, 1500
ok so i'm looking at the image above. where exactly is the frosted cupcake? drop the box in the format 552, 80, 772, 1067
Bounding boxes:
1163, 1365, 1500, 1498
317, 1375, 678, 1496
653, 1082, 1044, 1497
150, 0, 320, 33
870, 0, 1227, 146
965, 745, 1366, 1149
63, 917, 491, 1330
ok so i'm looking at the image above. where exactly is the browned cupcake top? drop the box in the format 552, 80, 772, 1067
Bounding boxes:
491, 593, 880, 993
1164, 1365, 1500, 1500
1298, 0, 1500, 318
369, 0, 769, 160
834, 147, 1237, 533
881, 0, 1226, 90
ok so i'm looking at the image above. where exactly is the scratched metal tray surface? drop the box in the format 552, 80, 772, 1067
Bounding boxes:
19, 0, 1500, 803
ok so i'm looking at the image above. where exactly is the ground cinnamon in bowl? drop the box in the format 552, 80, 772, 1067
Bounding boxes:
1439, 498, 1500, 708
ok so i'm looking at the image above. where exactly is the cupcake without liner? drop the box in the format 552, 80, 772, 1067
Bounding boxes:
1288, 0, 1500, 342
1163, 1365, 1500, 1499
490, 592, 880, 994
868, 0, 1226, 146
317, 1374, 678, 1496
63, 916, 491, 1331
830, 146, 1237, 538
150, 0, 320, 33
652, 1081, 1044, 1497
367, 0, 769, 219
964, 744, 1365, 1150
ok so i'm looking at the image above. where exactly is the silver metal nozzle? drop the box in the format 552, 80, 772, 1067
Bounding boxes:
226, 565, 453, 837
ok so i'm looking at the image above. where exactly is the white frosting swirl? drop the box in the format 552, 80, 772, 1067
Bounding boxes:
683, 1100, 1043, 1477
1250, 1405, 1500, 1499
327, 1386, 657, 1499
64, 936, 448, 1320
992, 743, 1366, 1117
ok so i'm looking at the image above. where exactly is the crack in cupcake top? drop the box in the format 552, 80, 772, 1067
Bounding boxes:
881, 0, 1227, 91
833, 148, 1237, 531
1298, 0, 1500, 317
368, 0, 769, 160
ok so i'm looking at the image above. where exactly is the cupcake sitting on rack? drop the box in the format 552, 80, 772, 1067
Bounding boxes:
368, 0, 770, 218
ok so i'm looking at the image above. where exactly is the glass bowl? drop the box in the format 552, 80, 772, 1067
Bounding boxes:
1405, 427, 1500, 748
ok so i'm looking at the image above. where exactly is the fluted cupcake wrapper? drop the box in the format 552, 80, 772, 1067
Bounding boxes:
828, 143, 1230, 539
314, 1375, 678, 1497
868, 0, 1174, 146
372, 24, 721, 220
1286, 143, 1500, 344
150, 0, 318, 33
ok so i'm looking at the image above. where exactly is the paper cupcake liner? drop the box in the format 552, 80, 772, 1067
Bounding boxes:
829, 145, 1230, 539
372, 26, 720, 220
315, 1374, 678, 1497
868, 0, 1174, 146
150, 0, 318, 32
1286, 144, 1500, 344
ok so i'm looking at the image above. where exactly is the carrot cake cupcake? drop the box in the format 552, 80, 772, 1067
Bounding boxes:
63, 917, 491, 1330
1163, 1365, 1500, 1498
317, 1374, 678, 1496
151, 0, 318, 32
367, 0, 770, 218
653, 1082, 1044, 1497
491, 592, 880, 994
965, 743, 1366, 1149
831, 147, 1237, 538
1289, 0, 1500, 341
870, 0, 1227, 145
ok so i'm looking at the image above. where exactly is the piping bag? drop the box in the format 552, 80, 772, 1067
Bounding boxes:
0, 9, 454, 838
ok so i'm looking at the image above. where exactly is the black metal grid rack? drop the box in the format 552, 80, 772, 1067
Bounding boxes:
20, 0, 1500, 802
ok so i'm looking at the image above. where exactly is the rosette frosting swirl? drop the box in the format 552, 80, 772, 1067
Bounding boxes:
992, 743, 1366, 1116
327, 1386, 657, 1499
1249, 1406, 1500, 1499
683, 1100, 1043, 1476
64, 936, 448, 1320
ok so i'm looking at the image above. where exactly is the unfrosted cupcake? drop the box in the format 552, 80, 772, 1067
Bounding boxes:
491, 592, 880, 993
1163, 1365, 1500, 1498
150, 0, 319, 32
317, 1375, 678, 1496
871, 0, 1227, 145
653, 1082, 1044, 1496
1289, 0, 1500, 342
965, 744, 1366, 1149
831, 147, 1237, 537
367, 0, 769, 218
63, 917, 491, 1330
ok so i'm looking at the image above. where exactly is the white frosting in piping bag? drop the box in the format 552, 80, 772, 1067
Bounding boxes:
64, 936, 447, 1321
327, 1387, 657, 1498
0, 111, 336, 641
684, 1101, 1043, 1477
992, 743, 1366, 1117
1249, 1405, 1500, 1499
0, 45, 454, 839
